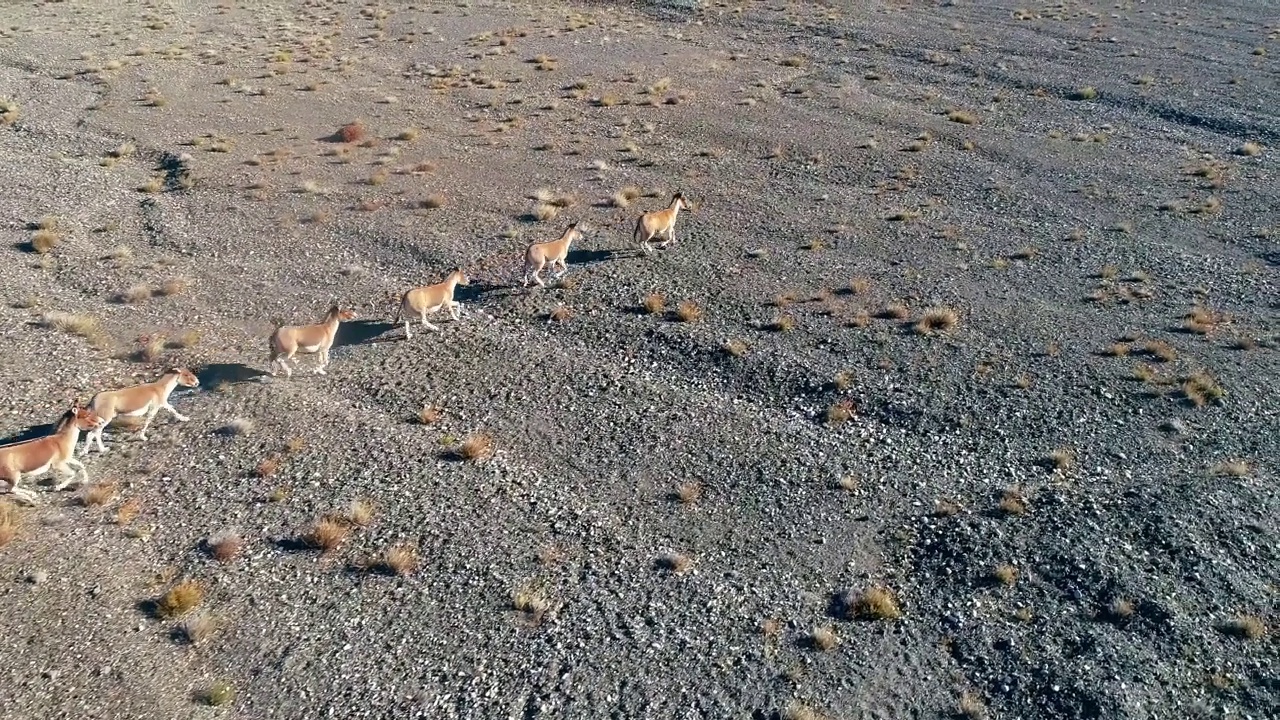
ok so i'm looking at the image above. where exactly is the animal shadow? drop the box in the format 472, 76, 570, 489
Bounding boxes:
197, 363, 268, 392
334, 319, 401, 347
454, 281, 507, 304
566, 248, 622, 266
0, 420, 59, 446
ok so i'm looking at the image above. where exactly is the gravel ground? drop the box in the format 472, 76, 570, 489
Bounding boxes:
0, 1, 1276, 719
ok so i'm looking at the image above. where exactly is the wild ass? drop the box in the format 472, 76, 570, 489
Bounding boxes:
523, 222, 584, 288
269, 304, 358, 378
633, 193, 691, 254
82, 367, 201, 455
0, 406, 103, 504
395, 269, 470, 339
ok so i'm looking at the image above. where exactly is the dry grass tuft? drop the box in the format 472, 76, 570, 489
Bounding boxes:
168, 329, 201, 349
156, 579, 204, 619
849, 276, 872, 295
338, 121, 366, 143
957, 691, 988, 719
825, 400, 856, 426
114, 498, 142, 525
346, 498, 375, 528
1108, 598, 1136, 621
417, 404, 443, 425
176, 611, 217, 645
655, 551, 693, 574
809, 625, 839, 651
1046, 447, 1074, 471
1073, 86, 1098, 100
846, 586, 903, 620
0, 503, 18, 548
304, 516, 349, 553
1138, 340, 1177, 362
456, 432, 494, 462
1219, 615, 1267, 640
513, 587, 554, 625
878, 302, 910, 320
1211, 460, 1251, 477
1181, 371, 1224, 407
992, 564, 1019, 586
1182, 306, 1223, 335
768, 314, 797, 332
934, 498, 961, 517
376, 543, 419, 576
549, 305, 573, 322
998, 487, 1028, 516
674, 481, 703, 505
201, 681, 235, 707
254, 457, 279, 478
722, 339, 748, 357
118, 284, 152, 304
914, 307, 959, 334
419, 193, 447, 209
1236, 141, 1263, 157
673, 300, 703, 323
78, 482, 116, 507
221, 417, 254, 436
947, 109, 980, 124
31, 229, 59, 254
641, 292, 666, 315
207, 530, 242, 562
531, 202, 560, 222
396, 127, 420, 142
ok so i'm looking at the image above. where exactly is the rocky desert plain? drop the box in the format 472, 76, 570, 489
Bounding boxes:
0, 0, 1276, 718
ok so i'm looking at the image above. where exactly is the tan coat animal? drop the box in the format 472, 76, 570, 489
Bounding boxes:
82, 368, 201, 455
523, 222, 583, 288
269, 305, 358, 378
1, 406, 103, 504
395, 269, 470, 339
633, 193, 691, 254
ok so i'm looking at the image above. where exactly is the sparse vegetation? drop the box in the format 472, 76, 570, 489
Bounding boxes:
825, 400, 856, 426
655, 551, 693, 574
957, 691, 987, 719
674, 300, 703, 323
304, 516, 349, 553
418, 404, 443, 425
914, 307, 959, 334
809, 625, 839, 651
176, 611, 217, 645
376, 543, 419, 576
156, 579, 204, 619
207, 530, 242, 562
1219, 615, 1267, 640
0, 503, 17, 548
346, 499, 375, 527
674, 481, 703, 505
1046, 447, 1074, 471
1211, 460, 1251, 477
455, 432, 494, 461
200, 681, 235, 707
1181, 371, 1224, 407
722, 339, 748, 357
991, 564, 1019, 586
845, 585, 903, 620
78, 482, 116, 507
999, 488, 1028, 516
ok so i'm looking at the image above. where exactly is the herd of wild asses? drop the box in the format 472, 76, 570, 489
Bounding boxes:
0, 193, 693, 504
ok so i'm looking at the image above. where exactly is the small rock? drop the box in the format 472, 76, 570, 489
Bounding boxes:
27, 569, 49, 584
